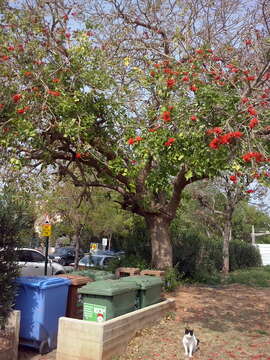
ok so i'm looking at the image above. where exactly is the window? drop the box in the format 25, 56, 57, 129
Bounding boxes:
30, 251, 45, 262
17, 250, 32, 262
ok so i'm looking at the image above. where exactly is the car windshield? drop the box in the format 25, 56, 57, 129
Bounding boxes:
80, 255, 102, 266
53, 248, 71, 255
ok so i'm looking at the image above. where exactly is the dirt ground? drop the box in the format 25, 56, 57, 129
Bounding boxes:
18, 284, 270, 360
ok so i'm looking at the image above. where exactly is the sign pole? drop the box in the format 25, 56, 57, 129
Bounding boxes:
44, 235, 49, 276
41, 219, 52, 276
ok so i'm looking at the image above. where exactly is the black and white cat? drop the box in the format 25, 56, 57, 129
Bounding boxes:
182, 328, 200, 358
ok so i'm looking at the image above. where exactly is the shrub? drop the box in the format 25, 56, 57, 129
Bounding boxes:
163, 267, 184, 292
0, 188, 34, 329
172, 231, 262, 283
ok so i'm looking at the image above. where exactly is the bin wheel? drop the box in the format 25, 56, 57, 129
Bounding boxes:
39, 340, 50, 355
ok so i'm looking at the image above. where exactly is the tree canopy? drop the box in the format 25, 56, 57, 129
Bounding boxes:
0, 0, 269, 268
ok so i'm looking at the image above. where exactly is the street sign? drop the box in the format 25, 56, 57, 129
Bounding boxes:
41, 223, 52, 237
102, 238, 108, 247
90, 243, 98, 251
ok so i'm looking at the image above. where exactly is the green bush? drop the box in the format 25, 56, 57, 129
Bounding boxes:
0, 188, 34, 329
172, 231, 262, 283
107, 254, 150, 273
163, 267, 184, 291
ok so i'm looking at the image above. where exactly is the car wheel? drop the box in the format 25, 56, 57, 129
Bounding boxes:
54, 271, 65, 275
39, 340, 50, 355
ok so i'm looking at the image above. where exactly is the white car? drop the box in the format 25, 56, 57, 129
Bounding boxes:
17, 248, 65, 276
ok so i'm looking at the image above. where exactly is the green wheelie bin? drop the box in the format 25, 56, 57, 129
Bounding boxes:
78, 279, 139, 322
120, 275, 163, 308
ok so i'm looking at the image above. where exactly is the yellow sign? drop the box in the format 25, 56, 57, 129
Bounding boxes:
41, 223, 52, 237
90, 243, 97, 251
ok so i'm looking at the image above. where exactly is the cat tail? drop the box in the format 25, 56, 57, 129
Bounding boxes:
196, 338, 200, 350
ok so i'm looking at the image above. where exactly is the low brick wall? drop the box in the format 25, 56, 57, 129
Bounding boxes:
56, 298, 175, 360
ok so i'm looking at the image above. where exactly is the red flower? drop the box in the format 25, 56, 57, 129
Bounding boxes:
153, 64, 160, 68
209, 138, 220, 149
17, 106, 29, 114
247, 106, 257, 116
167, 78, 176, 88
0, 104, 4, 109
182, 76, 189, 82
245, 39, 252, 45
65, 33, 71, 39
150, 71, 156, 77
128, 138, 135, 145
135, 136, 143, 142
52, 78, 60, 83
242, 152, 265, 162
75, 153, 82, 159
246, 189, 255, 193
1, 55, 9, 61
164, 68, 172, 74
249, 118, 259, 129
241, 97, 249, 104
246, 76, 255, 81
148, 128, 157, 132
164, 137, 176, 146
47, 90, 61, 96
24, 71, 32, 76
190, 115, 197, 121
195, 49, 204, 54
190, 84, 198, 92
162, 111, 171, 122
7, 46, 15, 51
12, 94, 22, 103
230, 175, 237, 183
206, 127, 223, 135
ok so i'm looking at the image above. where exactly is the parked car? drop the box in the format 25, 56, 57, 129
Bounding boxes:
49, 247, 84, 266
77, 254, 118, 269
16, 248, 65, 276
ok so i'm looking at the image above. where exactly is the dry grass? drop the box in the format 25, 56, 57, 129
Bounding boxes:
117, 285, 270, 360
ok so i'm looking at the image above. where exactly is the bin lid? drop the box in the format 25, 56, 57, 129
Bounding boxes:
78, 279, 140, 296
55, 274, 92, 286
16, 276, 71, 289
120, 275, 163, 289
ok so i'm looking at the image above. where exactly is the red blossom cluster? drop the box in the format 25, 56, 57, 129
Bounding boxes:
242, 152, 266, 162
167, 78, 176, 88
17, 106, 29, 114
206, 127, 223, 135
12, 94, 22, 103
208, 131, 243, 149
249, 117, 259, 129
162, 111, 171, 122
164, 137, 176, 146
229, 175, 238, 183
127, 136, 143, 145
47, 90, 61, 96
246, 189, 255, 193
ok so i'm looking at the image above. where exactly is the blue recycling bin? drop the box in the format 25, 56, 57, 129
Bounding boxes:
14, 276, 71, 354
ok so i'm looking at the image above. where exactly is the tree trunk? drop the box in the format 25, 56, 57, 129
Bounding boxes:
222, 214, 233, 276
145, 215, 172, 269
